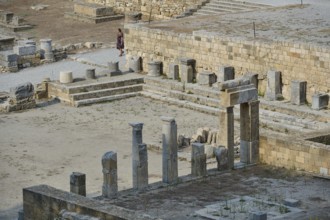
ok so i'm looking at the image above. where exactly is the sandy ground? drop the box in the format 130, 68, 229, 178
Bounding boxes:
0, 96, 219, 219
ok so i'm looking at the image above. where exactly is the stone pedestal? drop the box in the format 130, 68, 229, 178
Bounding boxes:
86, 68, 96, 79
180, 58, 196, 83
244, 72, 259, 89
291, 80, 307, 105
59, 71, 73, 84
129, 56, 141, 72
312, 93, 329, 110
198, 71, 217, 86
108, 61, 121, 76
265, 70, 282, 101
102, 151, 118, 199
148, 61, 162, 77
168, 63, 179, 80
129, 122, 144, 189
191, 143, 207, 177
70, 172, 86, 196
218, 66, 235, 82
161, 116, 178, 184
218, 107, 234, 169
240, 101, 259, 164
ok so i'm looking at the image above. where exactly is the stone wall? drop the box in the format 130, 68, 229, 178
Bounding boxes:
86, 0, 203, 19
23, 185, 158, 220
259, 131, 330, 175
125, 25, 330, 103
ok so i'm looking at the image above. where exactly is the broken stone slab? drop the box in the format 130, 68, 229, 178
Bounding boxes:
283, 198, 300, 207
31, 4, 49, 11
218, 77, 250, 91
9, 82, 34, 101
177, 134, 190, 148
244, 72, 258, 89
312, 93, 329, 110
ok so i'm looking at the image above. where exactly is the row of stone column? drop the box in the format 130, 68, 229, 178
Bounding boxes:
69, 117, 210, 199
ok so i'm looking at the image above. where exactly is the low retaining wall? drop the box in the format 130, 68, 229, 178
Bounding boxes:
23, 185, 157, 220
125, 24, 330, 103
259, 130, 330, 175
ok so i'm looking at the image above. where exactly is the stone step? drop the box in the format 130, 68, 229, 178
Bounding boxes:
67, 78, 144, 94
70, 84, 143, 101
204, 4, 246, 11
195, 9, 228, 15
198, 7, 236, 13
74, 92, 139, 107
143, 84, 220, 108
144, 76, 220, 99
213, 0, 270, 8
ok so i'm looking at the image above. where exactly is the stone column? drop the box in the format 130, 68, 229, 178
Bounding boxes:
59, 71, 73, 83
240, 100, 259, 164
161, 116, 178, 184
218, 107, 235, 169
70, 172, 86, 196
40, 39, 54, 61
129, 122, 143, 189
135, 143, 148, 190
265, 70, 283, 101
148, 61, 162, 77
291, 80, 307, 105
102, 151, 118, 198
191, 143, 207, 177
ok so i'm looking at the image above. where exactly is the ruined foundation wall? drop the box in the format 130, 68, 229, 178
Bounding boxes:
23, 185, 156, 220
87, 0, 202, 19
125, 25, 330, 102
259, 133, 330, 175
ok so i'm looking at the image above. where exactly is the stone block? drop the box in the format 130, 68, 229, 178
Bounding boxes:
320, 167, 328, 175
291, 80, 307, 105
148, 61, 162, 77
17, 39, 36, 46
129, 56, 141, 72
218, 66, 235, 82
244, 72, 258, 89
168, 63, 179, 80
13, 45, 36, 56
17, 209, 24, 220
40, 39, 52, 53
70, 172, 86, 196
283, 198, 300, 207
85, 68, 96, 79
9, 82, 34, 101
218, 77, 251, 91
102, 151, 118, 198
0, 51, 18, 62
265, 70, 283, 101
1, 11, 14, 23
198, 71, 217, 86
11, 16, 24, 25
214, 147, 228, 170
191, 143, 207, 177
125, 12, 142, 23
312, 93, 329, 110
74, 3, 114, 17
249, 211, 267, 220
180, 65, 193, 83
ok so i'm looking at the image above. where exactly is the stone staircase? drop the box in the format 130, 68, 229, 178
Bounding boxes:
194, 0, 271, 16
142, 77, 330, 134
48, 76, 144, 107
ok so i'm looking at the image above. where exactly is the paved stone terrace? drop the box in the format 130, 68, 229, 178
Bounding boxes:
144, 0, 330, 45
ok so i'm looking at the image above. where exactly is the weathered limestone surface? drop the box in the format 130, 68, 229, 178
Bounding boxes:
70, 172, 86, 196
312, 93, 329, 110
265, 71, 283, 101
191, 143, 207, 177
291, 80, 307, 105
102, 151, 118, 198
218, 66, 235, 82
161, 116, 178, 184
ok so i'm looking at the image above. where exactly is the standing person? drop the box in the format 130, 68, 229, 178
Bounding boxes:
117, 28, 124, 56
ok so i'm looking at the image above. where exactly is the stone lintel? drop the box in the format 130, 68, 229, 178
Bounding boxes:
220, 86, 258, 107
218, 77, 250, 91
